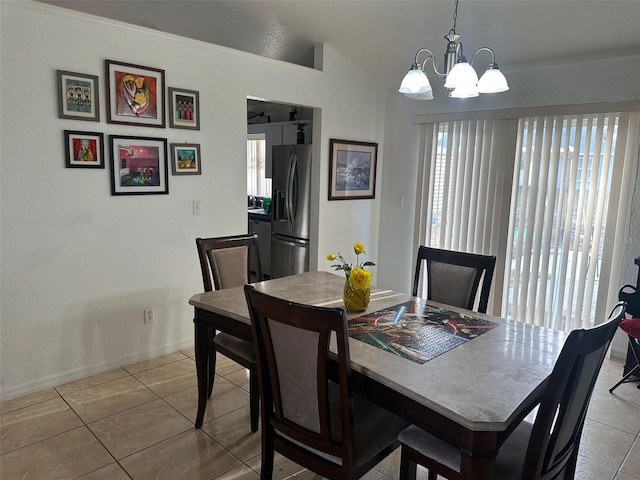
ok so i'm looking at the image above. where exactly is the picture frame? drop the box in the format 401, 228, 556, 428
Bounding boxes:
56, 70, 100, 121
109, 135, 168, 195
105, 60, 165, 128
64, 130, 105, 168
328, 139, 378, 200
170, 143, 202, 175
168, 87, 200, 130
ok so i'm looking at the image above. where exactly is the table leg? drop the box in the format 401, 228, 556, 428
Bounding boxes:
194, 317, 211, 428
459, 430, 497, 479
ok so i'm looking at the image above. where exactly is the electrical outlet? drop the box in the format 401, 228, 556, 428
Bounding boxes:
144, 308, 154, 324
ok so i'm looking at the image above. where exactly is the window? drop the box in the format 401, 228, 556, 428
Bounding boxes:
247, 133, 271, 197
506, 115, 618, 330
415, 111, 639, 331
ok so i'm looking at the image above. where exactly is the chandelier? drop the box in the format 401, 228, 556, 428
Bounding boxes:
399, 0, 509, 100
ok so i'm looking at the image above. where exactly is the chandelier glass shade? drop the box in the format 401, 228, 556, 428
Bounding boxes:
399, 0, 509, 100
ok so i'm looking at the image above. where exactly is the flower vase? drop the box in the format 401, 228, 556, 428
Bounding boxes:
343, 279, 370, 312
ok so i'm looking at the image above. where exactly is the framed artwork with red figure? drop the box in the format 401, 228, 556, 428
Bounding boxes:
168, 87, 200, 130
109, 135, 168, 195
105, 60, 165, 128
64, 130, 104, 168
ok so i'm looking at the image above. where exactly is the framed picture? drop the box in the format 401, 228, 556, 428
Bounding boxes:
56, 70, 100, 121
109, 135, 168, 195
64, 130, 105, 168
168, 87, 200, 130
328, 139, 378, 200
105, 60, 165, 127
170, 143, 201, 175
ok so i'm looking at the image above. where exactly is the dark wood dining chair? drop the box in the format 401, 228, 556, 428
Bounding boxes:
397, 301, 626, 480
412, 246, 496, 313
244, 284, 410, 480
196, 234, 262, 432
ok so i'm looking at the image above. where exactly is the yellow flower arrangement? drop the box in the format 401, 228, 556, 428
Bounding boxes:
326, 242, 375, 288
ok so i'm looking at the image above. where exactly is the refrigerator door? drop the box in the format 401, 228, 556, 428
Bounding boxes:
272, 145, 311, 240
270, 234, 309, 278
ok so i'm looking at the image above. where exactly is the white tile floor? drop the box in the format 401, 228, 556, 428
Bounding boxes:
1, 348, 639, 479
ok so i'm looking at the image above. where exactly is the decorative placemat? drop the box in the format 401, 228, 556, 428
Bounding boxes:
348, 299, 499, 364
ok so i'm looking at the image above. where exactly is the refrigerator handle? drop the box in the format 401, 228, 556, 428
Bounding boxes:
287, 153, 297, 229
273, 189, 285, 221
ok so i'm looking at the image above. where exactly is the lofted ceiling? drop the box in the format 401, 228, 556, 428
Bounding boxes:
40, 0, 640, 90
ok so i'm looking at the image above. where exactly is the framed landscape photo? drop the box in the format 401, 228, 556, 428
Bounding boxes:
109, 135, 168, 195
64, 130, 104, 168
57, 70, 100, 121
105, 60, 165, 127
168, 87, 200, 130
170, 143, 201, 175
328, 139, 378, 200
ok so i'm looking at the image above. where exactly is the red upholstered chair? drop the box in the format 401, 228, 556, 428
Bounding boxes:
609, 317, 640, 393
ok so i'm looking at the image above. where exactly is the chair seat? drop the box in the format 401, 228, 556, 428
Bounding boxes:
213, 333, 256, 367
398, 420, 533, 480
280, 386, 409, 469
349, 392, 410, 471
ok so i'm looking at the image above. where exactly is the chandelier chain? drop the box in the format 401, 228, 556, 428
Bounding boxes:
450, 0, 459, 35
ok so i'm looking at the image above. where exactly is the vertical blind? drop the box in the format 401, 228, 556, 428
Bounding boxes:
416, 111, 639, 331
413, 119, 516, 309
506, 115, 617, 330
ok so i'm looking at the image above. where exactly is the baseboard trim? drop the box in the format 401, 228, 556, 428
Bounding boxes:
0, 340, 194, 402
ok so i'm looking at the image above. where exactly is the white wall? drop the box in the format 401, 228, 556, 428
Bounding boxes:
0, 2, 386, 398
378, 54, 640, 357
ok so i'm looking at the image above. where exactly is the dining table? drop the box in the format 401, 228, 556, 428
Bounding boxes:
188, 270, 567, 479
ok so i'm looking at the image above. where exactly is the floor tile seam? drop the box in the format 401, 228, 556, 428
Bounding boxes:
618, 436, 640, 477
58, 375, 160, 424
0, 396, 90, 455
81, 395, 161, 426
578, 443, 630, 471
157, 394, 197, 426
606, 389, 640, 408
197, 419, 255, 467
54, 370, 136, 398
372, 466, 395, 480
56, 370, 151, 405
0, 391, 64, 416
222, 376, 251, 392
122, 352, 191, 375
67, 425, 125, 479
584, 416, 638, 437
70, 462, 134, 480
113, 423, 206, 464
132, 371, 199, 398
281, 466, 309, 479
586, 409, 640, 436
0, 424, 97, 459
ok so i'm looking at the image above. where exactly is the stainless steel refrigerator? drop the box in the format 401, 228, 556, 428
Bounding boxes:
270, 144, 311, 278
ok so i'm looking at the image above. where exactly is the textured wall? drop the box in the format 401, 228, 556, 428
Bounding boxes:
0, 2, 386, 398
